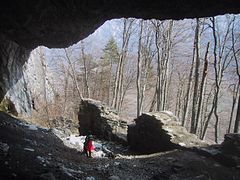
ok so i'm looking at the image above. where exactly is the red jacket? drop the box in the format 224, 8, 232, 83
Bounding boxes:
86, 140, 94, 151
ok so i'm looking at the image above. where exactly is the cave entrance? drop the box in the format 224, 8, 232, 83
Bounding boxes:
24, 15, 240, 143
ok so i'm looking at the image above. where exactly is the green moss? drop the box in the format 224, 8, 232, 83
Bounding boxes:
0, 98, 11, 112
0, 98, 18, 116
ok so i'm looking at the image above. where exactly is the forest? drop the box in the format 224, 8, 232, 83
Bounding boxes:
28, 14, 240, 143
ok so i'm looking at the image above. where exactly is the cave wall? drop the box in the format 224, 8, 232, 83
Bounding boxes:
0, 42, 53, 115
0, 35, 32, 115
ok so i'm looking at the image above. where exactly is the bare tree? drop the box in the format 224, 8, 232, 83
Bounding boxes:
151, 20, 174, 111
81, 42, 90, 98
200, 85, 214, 140
201, 16, 235, 142
62, 65, 70, 116
137, 20, 144, 117
232, 16, 240, 133
190, 18, 201, 134
195, 42, 210, 136
140, 28, 155, 114
213, 16, 235, 142
234, 91, 240, 133
112, 18, 135, 112
175, 72, 186, 118
64, 48, 83, 100
136, 20, 155, 117
182, 21, 197, 126
228, 84, 238, 133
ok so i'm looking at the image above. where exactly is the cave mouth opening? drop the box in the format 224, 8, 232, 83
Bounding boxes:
2, 14, 240, 144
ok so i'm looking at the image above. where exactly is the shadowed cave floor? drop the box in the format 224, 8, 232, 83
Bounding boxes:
0, 112, 239, 180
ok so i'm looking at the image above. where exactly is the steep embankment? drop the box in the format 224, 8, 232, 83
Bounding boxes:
0, 112, 239, 180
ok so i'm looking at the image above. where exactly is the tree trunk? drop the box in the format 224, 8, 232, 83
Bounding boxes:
112, 19, 134, 112
232, 16, 240, 133
107, 58, 113, 106
234, 93, 240, 133
120, 20, 135, 112
137, 20, 143, 117
162, 20, 174, 110
175, 73, 184, 118
190, 18, 200, 134
140, 30, 154, 114
201, 16, 234, 140
153, 20, 173, 112
81, 43, 90, 98
155, 22, 161, 111
64, 49, 83, 100
112, 53, 121, 108
228, 84, 238, 133
201, 93, 216, 140
182, 22, 196, 126
196, 42, 210, 136
62, 66, 70, 116
149, 86, 157, 112
212, 17, 220, 143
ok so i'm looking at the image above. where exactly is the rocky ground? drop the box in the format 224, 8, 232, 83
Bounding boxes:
0, 112, 239, 180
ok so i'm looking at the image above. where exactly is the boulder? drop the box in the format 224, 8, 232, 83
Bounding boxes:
221, 133, 240, 156
78, 99, 127, 143
194, 133, 240, 167
219, 133, 240, 167
128, 111, 207, 153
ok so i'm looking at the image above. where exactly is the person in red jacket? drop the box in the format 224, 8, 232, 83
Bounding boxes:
83, 135, 94, 158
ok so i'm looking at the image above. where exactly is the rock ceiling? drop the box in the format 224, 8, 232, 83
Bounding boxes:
0, 0, 239, 49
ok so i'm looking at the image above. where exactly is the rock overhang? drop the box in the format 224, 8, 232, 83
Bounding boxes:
0, 0, 239, 109
0, 0, 239, 49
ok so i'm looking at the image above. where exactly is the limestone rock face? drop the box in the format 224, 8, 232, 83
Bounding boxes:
78, 99, 127, 143
0, 37, 54, 116
128, 111, 207, 153
0, 35, 32, 115
25, 47, 55, 111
